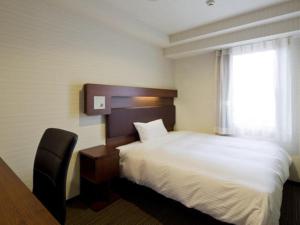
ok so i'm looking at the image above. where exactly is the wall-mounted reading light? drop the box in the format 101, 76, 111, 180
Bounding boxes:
134, 97, 159, 101
133, 97, 160, 107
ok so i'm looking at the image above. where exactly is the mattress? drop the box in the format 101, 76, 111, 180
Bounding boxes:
117, 131, 291, 225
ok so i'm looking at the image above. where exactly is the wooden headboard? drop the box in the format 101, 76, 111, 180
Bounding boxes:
84, 84, 177, 148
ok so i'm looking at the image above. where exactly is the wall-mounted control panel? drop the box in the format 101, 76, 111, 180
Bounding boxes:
94, 96, 105, 110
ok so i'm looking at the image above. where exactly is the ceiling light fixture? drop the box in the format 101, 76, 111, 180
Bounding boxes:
206, 0, 215, 6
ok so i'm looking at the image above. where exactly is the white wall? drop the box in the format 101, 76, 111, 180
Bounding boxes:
0, 0, 173, 198
173, 52, 217, 134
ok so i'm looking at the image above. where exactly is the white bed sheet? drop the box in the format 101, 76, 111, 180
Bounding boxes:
117, 131, 291, 225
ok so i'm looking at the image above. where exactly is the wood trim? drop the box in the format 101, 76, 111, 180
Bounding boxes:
84, 84, 177, 115
106, 106, 175, 148
83, 84, 177, 147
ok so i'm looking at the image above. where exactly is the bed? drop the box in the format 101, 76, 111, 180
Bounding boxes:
117, 131, 291, 225
84, 84, 291, 225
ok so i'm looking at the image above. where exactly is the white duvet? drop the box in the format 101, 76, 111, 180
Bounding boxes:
118, 131, 291, 225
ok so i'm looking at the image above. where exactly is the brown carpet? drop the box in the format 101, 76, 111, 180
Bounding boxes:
67, 180, 300, 225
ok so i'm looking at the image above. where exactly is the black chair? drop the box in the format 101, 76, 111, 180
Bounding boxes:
33, 128, 78, 225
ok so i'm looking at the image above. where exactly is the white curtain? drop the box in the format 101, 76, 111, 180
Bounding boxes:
217, 38, 296, 152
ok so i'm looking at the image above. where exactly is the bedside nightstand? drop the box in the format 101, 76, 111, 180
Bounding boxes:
80, 145, 119, 211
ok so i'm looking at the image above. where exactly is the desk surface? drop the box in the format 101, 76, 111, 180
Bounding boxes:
0, 158, 59, 225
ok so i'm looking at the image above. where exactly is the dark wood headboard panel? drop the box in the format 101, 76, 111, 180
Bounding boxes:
83, 83, 177, 148
106, 106, 175, 148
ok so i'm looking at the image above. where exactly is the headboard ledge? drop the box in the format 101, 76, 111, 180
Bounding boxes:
84, 83, 177, 115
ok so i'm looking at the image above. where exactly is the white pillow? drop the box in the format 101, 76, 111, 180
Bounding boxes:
134, 119, 168, 142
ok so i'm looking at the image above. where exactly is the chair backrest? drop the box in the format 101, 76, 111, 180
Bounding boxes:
33, 128, 78, 225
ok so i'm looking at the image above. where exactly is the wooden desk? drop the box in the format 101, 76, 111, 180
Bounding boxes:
0, 158, 59, 225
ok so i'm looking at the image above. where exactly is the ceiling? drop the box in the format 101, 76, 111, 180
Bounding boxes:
102, 0, 288, 34
55, 0, 294, 47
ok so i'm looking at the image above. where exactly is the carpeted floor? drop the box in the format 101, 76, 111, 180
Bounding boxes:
66, 180, 300, 225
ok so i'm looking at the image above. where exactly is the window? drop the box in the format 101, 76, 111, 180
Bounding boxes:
217, 39, 294, 149
230, 50, 277, 137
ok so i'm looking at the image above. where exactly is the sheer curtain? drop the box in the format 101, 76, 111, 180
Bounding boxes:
217, 38, 295, 152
